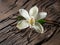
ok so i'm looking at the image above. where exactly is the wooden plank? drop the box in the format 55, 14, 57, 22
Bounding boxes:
0, 0, 28, 21
0, 0, 60, 45
0, 20, 16, 30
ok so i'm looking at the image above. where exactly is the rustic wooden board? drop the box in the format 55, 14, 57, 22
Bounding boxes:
0, 0, 60, 45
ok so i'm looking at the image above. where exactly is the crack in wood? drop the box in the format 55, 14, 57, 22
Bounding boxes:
38, 0, 56, 10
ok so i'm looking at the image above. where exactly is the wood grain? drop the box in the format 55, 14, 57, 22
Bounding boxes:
0, 0, 60, 45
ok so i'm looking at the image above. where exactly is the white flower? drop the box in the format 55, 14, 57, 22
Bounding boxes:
16, 6, 47, 33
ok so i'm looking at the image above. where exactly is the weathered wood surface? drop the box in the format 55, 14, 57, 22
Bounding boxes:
0, 0, 60, 45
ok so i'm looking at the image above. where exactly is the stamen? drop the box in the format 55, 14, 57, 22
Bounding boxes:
28, 17, 35, 26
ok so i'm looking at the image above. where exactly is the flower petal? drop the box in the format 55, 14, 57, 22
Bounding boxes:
19, 9, 30, 20
39, 12, 47, 19
29, 6, 38, 19
16, 20, 29, 30
32, 22, 44, 33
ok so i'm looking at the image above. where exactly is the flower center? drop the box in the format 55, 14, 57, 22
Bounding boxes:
28, 17, 35, 26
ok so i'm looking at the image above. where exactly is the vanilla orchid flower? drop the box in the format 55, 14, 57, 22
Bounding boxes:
16, 6, 47, 33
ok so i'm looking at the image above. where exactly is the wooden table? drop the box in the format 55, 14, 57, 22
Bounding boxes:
0, 0, 60, 45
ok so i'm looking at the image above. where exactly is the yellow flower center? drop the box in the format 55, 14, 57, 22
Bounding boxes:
28, 18, 35, 26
